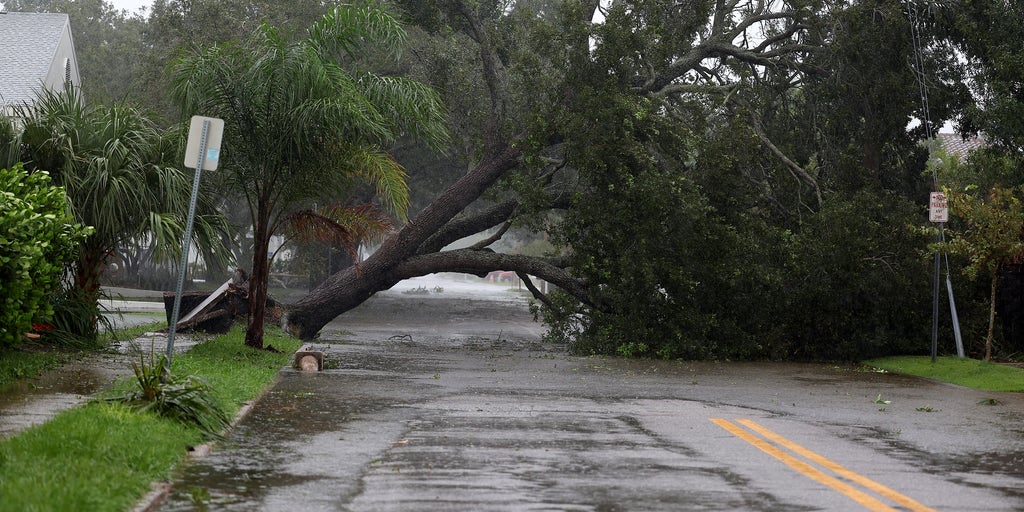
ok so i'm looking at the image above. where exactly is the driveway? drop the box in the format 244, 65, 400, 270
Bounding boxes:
156, 274, 1024, 511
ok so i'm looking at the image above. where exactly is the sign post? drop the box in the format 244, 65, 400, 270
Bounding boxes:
927, 190, 964, 362
929, 192, 946, 363
165, 116, 224, 373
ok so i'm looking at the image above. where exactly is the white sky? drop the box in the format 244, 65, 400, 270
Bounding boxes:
108, 0, 152, 15
0, 0, 152, 13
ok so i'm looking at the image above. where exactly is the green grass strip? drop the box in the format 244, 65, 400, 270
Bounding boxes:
864, 356, 1024, 392
0, 325, 301, 512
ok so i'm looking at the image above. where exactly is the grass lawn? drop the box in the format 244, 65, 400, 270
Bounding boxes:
0, 325, 300, 512
864, 356, 1024, 392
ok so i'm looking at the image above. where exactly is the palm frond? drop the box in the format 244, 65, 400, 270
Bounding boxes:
355, 73, 449, 150
346, 145, 410, 220
310, 3, 408, 61
284, 203, 395, 263
10, 85, 231, 288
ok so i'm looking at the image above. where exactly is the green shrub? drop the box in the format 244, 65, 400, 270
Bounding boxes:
0, 164, 90, 349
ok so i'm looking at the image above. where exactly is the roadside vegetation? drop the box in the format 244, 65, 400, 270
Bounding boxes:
2, 0, 1024, 367
865, 356, 1024, 393
0, 326, 300, 512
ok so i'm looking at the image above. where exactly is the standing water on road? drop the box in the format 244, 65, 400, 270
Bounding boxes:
156, 273, 1024, 511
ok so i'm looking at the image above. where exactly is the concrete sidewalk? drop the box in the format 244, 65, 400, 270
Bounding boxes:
1, 286, 212, 438
100, 298, 166, 313
0, 331, 202, 438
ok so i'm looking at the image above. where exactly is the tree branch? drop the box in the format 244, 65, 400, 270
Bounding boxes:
469, 217, 514, 250
638, 6, 810, 96
747, 112, 823, 207
452, 0, 506, 154
417, 198, 519, 254
516, 271, 553, 309
653, 82, 738, 98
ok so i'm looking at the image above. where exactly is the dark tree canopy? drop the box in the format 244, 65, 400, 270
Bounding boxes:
10, 0, 1019, 360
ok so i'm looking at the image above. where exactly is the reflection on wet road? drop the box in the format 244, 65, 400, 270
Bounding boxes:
158, 274, 1024, 511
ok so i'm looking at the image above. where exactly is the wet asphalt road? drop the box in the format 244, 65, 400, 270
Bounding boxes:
157, 275, 1024, 511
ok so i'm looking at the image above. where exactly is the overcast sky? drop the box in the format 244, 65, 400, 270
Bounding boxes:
108, 0, 152, 15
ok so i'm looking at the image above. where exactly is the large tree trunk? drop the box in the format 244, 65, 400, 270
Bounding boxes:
285, 142, 524, 339
285, 245, 596, 340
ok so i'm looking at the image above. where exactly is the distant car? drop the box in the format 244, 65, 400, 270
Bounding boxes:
487, 271, 517, 283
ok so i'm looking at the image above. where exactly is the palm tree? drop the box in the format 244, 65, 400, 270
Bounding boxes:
8, 86, 229, 338
170, 4, 447, 349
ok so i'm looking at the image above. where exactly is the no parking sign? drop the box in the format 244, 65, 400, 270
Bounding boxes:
929, 191, 948, 223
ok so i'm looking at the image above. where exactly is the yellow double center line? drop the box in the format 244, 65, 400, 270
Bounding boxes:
710, 418, 936, 512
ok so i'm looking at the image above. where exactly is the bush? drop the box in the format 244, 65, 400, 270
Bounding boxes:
772, 191, 935, 360
0, 164, 90, 349
45, 286, 112, 349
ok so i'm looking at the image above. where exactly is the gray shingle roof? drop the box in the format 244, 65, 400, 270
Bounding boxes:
938, 132, 986, 161
0, 11, 73, 106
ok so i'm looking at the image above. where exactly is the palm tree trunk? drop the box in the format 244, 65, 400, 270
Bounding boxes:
75, 245, 105, 301
246, 214, 272, 349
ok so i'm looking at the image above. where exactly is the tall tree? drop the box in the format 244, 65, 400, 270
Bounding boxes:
937, 0, 1024, 151
170, 3, 447, 349
138, 0, 330, 118
940, 182, 1024, 361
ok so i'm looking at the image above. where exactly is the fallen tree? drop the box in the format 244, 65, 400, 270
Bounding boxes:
283, 0, 815, 341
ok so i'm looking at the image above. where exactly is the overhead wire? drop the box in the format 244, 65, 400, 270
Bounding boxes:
905, 0, 964, 357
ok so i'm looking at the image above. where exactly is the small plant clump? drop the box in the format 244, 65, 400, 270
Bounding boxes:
402, 286, 431, 295
107, 353, 229, 439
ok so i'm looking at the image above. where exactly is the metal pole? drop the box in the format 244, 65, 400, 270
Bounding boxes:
939, 227, 965, 358
931, 241, 940, 363
165, 119, 210, 374
946, 275, 965, 358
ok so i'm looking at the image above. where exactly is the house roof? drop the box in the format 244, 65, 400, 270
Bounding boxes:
938, 132, 986, 161
0, 11, 75, 106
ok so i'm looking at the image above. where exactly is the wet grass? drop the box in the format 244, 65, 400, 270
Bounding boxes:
163, 328, 302, 417
0, 349, 66, 388
864, 356, 1024, 392
102, 319, 165, 344
0, 402, 203, 512
0, 321, 166, 389
0, 325, 300, 512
